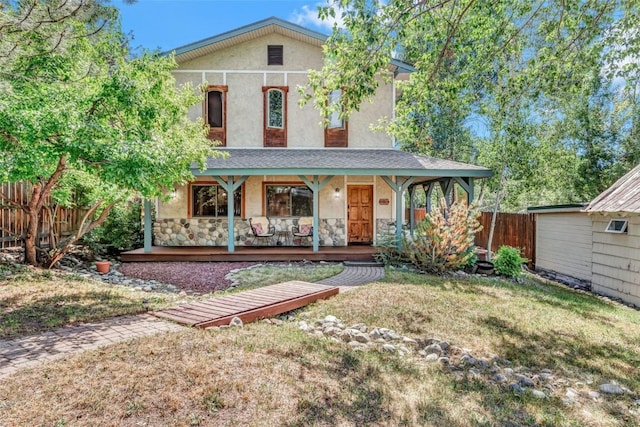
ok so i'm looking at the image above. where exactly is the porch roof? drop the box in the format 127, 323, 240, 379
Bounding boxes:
192, 148, 492, 181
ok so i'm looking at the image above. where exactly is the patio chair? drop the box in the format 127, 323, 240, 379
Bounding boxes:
292, 216, 313, 246
249, 216, 275, 246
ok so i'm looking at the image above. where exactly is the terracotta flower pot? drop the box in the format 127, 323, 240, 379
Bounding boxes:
95, 261, 110, 274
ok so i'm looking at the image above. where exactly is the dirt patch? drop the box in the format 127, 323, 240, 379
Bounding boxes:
119, 262, 259, 293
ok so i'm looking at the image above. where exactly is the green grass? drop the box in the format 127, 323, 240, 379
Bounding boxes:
226, 263, 344, 292
0, 269, 178, 338
1, 268, 639, 426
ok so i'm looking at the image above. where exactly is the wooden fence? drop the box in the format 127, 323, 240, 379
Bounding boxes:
0, 182, 83, 249
475, 212, 536, 267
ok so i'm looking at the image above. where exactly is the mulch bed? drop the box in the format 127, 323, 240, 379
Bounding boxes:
119, 262, 259, 293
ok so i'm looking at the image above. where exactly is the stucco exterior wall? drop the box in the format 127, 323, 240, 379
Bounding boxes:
155, 25, 402, 247
173, 33, 394, 149
535, 212, 593, 282
591, 214, 640, 307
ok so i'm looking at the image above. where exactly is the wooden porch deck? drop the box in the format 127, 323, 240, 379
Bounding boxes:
153, 281, 339, 328
121, 245, 378, 263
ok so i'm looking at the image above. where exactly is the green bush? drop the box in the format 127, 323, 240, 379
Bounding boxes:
83, 199, 144, 255
493, 245, 528, 277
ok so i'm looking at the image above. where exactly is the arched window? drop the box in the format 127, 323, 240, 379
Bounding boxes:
325, 88, 348, 147
204, 86, 227, 145
263, 86, 288, 147
267, 89, 284, 129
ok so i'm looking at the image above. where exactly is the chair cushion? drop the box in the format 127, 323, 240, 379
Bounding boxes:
299, 224, 311, 235
252, 223, 264, 235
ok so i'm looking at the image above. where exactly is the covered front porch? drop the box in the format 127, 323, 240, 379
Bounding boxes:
140, 148, 492, 258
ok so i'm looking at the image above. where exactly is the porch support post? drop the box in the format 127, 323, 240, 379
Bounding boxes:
408, 184, 416, 236
439, 178, 455, 208
299, 175, 334, 252
213, 175, 248, 253
423, 182, 435, 213
381, 176, 415, 249
454, 177, 475, 205
143, 199, 152, 253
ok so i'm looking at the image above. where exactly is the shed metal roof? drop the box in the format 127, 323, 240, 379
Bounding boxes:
192, 148, 492, 180
585, 163, 640, 214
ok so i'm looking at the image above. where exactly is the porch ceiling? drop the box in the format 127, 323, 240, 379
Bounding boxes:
192, 148, 493, 180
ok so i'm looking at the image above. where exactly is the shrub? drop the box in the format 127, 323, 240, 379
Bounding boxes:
83, 198, 144, 255
376, 202, 482, 274
493, 245, 528, 277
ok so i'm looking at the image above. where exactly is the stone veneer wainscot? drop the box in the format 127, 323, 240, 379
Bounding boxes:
153, 218, 346, 247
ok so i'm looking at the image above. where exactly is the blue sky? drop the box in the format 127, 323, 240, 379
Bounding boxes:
113, 1, 334, 52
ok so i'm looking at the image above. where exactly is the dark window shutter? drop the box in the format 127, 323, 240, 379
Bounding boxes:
268, 45, 283, 65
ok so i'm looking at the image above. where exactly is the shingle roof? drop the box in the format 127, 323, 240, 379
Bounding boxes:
193, 148, 492, 179
585, 163, 640, 214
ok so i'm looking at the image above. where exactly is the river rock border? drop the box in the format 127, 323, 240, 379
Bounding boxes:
293, 314, 639, 411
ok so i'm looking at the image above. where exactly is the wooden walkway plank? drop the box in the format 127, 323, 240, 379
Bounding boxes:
197, 287, 339, 329
152, 281, 339, 329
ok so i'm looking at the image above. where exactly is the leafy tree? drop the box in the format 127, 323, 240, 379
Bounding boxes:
303, 0, 640, 256
0, 0, 216, 266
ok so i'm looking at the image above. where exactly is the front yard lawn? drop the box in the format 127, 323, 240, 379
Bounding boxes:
1, 268, 639, 426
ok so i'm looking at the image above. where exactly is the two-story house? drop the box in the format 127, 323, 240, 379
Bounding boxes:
134, 17, 492, 261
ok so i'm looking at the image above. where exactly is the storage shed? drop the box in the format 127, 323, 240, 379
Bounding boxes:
528, 204, 591, 283
584, 163, 640, 307
531, 164, 640, 307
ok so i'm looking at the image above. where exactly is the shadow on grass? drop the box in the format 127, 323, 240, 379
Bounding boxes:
0, 291, 146, 338
285, 349, 401, 427
387, 270, 623, 322
482, 315, 640, 389
286, 343, 561, 427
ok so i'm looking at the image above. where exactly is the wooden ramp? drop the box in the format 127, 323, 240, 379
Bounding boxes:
153, 281, 339, 329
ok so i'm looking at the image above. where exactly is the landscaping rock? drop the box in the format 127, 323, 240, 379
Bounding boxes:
424, 343, 442, 356
291, 313, 638, 414
531, 390, 547, 399
493, 373, 508, 384
509, 383, 525, 393
517, 374, 535, 388
599, 383, 625, 395
229, 317, 243, 328
382, 344, 396, 353
424, 353, 439, 362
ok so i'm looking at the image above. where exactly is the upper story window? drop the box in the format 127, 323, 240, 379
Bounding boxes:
268, 45, 283, 65
325, 89, 348, 147
263, 86, 288, 147
328, 89, 344, 129
204, 85, 227, 146
190, 183, 242, 217
267, 89, 284, 128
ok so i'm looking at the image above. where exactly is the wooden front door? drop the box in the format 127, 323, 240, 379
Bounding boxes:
348, 185, 373, 244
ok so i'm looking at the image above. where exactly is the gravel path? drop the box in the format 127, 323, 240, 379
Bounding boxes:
119, 262, 259, 293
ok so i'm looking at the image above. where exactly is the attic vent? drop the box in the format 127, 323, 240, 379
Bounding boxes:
605, 218, 628, 233
268, 45, 283, 65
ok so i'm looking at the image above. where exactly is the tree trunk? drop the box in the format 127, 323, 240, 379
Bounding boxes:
22, 157, 67, 266
45, 201, 114, 269
486, 163, 507, 262
24, 206, 40, 265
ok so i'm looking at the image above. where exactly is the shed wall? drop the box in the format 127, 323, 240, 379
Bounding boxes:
591, 214, 640, 307
535, 212, 592, 282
